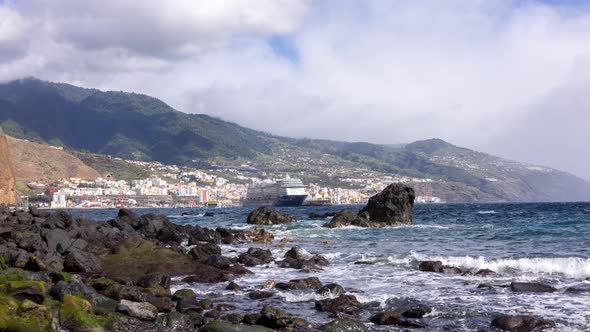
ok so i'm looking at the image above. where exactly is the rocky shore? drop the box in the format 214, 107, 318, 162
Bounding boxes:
0, 183, 561, 331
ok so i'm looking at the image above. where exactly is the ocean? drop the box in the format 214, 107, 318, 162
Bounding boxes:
69, 202, 590, 331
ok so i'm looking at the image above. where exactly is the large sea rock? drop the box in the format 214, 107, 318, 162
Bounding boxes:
324, 183, 415, 228
246, 207, 295, 225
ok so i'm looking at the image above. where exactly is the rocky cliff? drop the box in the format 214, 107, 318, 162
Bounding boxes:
0, 128, 19, 204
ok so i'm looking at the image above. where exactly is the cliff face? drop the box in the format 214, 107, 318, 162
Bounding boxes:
0, 130, 19, 204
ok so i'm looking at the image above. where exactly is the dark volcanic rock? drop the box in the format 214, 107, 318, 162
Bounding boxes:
370, 311, 427, 328
276, 277, 323, 290
278, 246, 329, 270
491, 314, 555, 331
441, 266, 463, 274
320, 317, 368, 332
475, 268, 496, 277
189, 243, 222, 261
324, 183, 414, 228
511, 282, 557, 293
238, 248, 274, 267
315, 295, 362, 314
248, 291, 273, 299
246, 207, 296, 225
181, 264, 232, 283
317, 283, 346, 297
309, 212, 337, 220
418, 261, 443, 273
63, 250, 102, 273
256, 305, 311, 330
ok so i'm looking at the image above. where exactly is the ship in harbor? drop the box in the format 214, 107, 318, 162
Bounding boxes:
244, 177, 308, 207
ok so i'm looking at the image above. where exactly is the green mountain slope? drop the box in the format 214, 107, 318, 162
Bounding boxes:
1, 78, 589, 203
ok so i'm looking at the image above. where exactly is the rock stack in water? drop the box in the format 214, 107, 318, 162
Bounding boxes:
324, 183, 415, 228
0, 127, 19, 204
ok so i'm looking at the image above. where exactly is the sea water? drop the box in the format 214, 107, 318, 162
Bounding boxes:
71, 202, 590, 331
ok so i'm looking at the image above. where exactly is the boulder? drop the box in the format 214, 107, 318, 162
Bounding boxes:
200, 321, 273, 332
245, 228, 275, 244
317, 283, 346, 297
238, 248, 274, 267
172, 289, 196, 301
246, 207, 295, 225
50, 280, 97, 301
511, 282, 557, 293
248, 291, 273, 299
309, 212, 337, 220
324, 184, 414, 227
256, 306, 311, 330
278, 247, 329, 270
226, 282, 242, 291
491, 315, 555, 331
63, 250, 102, 274
117, 299, 159, 321
201, 254, 232, 269
418, 261, 443, 273
181, 264, 232, 283
315, 295, 362, 314
370, 311, 427, 328
189, 243, 222, 261
276, 277, 323, 290
320, 317, 368, 332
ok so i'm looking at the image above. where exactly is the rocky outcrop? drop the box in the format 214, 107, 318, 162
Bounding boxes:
0, 208, 260, 331
246, 207, 296, 225
0, 129, 19, 204
324, 183, 414, 228
491, 315, 555, 331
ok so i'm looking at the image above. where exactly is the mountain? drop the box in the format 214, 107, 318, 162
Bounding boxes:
1, 77, 589, 203
6, 136, 100, 182
0, 129, 19, 204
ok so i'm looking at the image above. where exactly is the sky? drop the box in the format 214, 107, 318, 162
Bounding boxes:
1, 0, 590, 180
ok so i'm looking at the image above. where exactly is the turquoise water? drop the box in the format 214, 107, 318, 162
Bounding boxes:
71, 202, 590, 331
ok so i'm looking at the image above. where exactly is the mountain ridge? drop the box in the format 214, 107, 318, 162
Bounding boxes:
1, 77, 589, 203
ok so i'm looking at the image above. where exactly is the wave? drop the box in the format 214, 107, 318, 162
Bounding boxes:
403, 252, 590, 278
476, 210, 497, 214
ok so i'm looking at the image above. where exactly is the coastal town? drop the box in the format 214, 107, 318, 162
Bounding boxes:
25, 159, 442, 209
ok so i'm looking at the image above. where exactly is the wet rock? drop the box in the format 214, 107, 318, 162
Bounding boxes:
50, 280, 96, 301
137, 272, 170, 289
511, 282, 557, 293
370, 311, 427, 328
278, 247, 329, 270
202, 254, 233, 269
354, 261, 376, 265
238, 248, 274, 267
418, 261, 443, 273
441, 266, 463, 274
181, 264, 232, 283
317, 283, 346, 297
189, 243, 222, 261
63, 249, 102, 273
401, 305, 432, 318
117, 299, 159, 321
203, 212, 215, 217
256, 305, 311, 330
475, 268, 496, 277
491, 314, 555, 331
262, 280, 276, 289
315, 295, 362, 314
247, 207, 296, 225
226, 281, 242, 291
176, 297, 203, 314
172, 288, 196, 301
92, 294, 119, 315
243, 313, 262, 325
248, 291, 273, 299
200, 321, 273, 332
320, 317, 368, 332
223, 313, 245, 324
309, 212, 337, 220
205, 309, 222, 319
245, 228, 275, 244
276, 277, 323, 290
324, 184, 415, 228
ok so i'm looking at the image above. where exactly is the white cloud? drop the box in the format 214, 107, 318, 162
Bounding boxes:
1, 0, 590, 179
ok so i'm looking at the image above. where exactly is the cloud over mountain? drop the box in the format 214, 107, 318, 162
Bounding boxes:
1, 0, 589, 179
